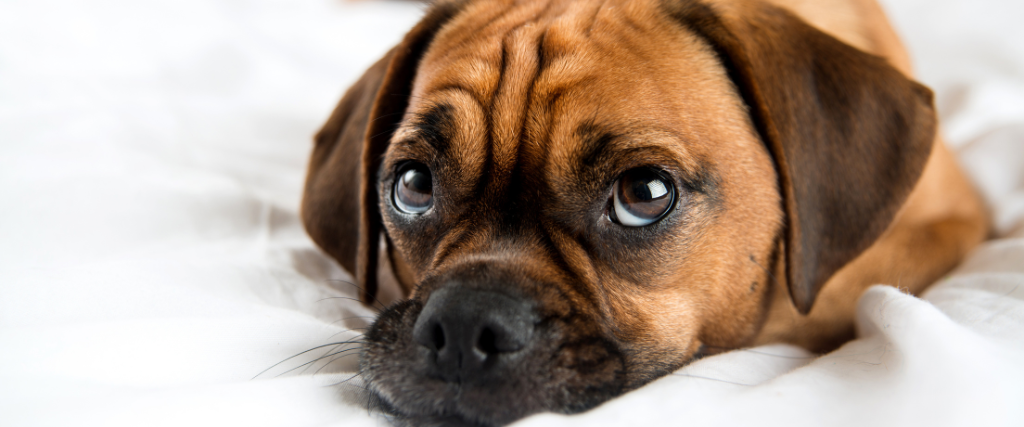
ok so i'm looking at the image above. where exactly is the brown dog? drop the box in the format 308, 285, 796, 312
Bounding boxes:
301, 0, 989, 424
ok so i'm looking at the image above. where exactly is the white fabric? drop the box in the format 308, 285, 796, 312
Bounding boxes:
1, 0, 1022, 426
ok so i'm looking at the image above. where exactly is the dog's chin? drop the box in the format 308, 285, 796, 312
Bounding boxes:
368, 389, 538, 427
359, 299, 630, 426
366, 390, 501, 427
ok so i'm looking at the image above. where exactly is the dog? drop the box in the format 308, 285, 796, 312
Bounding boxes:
301, 0, 990, 424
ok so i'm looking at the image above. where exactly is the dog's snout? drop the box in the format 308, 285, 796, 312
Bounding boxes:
412, 286, 537, 382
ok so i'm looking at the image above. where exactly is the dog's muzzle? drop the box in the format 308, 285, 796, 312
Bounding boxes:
361, 263, 628, 426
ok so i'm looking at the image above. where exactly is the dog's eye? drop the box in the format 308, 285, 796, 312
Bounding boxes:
612, 168, 674, 227
394, 163, 433, 214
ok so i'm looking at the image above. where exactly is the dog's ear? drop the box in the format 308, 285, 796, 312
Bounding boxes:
666, 1, 936, 313
301, 2, 464, 304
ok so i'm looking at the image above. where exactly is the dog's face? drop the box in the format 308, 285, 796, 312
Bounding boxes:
363, 2, 781, 422
301, 0, 936, 425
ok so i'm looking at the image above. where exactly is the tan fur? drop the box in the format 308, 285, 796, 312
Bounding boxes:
389, 0, 780, 357
747, 0, 990, 351
302, 0, 990, 422
378, 0, 987, 354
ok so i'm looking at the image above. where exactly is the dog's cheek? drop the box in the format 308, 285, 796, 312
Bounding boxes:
359, 300, 415, 399
552, 336, 628, 412
601, 291, 703, 388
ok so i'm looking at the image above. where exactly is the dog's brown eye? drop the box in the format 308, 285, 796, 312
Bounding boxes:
612, 168, 674, 227
394, 163, 433, 214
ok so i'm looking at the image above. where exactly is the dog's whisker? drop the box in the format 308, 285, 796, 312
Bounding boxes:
310, 332, 365, 373
366, 385, 373, 414
741, 349, 817, 359
252, 339, 366, 380
391, 92, 432, 103
326, 315, 377, 328
325, 328, 368, 341
326, 372, 362, 388
699, 344, 818, 359
276, 347, 365, 378
316, 295, 375, 306
313, 350, 362, 375
368, 124, 401, 142
366, 110, 407, 125
294, 347, 365, 377
748, 255, 781, 287
672, 373, 754, 386
326, 279, 389, 310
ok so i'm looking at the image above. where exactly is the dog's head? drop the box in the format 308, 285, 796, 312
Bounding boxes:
301, 0, 935, 424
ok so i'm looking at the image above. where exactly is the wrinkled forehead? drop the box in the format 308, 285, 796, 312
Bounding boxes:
392, 0, 750, 177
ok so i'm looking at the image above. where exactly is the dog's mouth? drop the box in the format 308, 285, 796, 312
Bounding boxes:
359, 283, 630, 427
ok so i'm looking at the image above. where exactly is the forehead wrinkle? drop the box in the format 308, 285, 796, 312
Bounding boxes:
413, 0, 716, 199
416, 0, 557, 108
529, 33, 722, 192
519, 4, 620, 173
543, 222, 602, 295
413, 46, 502, 111
457, 0, 632, 182
410, 1, 517, 117
527, 28, 661, 179
412, 0, 562, 195
426, 220, 481, 273
535, 0, 660, 81
488, 23, 546, 182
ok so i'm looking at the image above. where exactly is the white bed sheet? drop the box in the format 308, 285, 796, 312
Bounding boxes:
1, 0, 1022, 426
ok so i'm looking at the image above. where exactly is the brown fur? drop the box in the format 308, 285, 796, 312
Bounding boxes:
302, 0, 989, 423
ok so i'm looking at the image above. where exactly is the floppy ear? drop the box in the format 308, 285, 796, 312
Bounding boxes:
301, 2, 464, 304
666, 1, 937, 313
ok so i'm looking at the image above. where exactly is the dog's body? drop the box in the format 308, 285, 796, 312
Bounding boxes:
740, 0, 988, 351
302, 0, 989, 424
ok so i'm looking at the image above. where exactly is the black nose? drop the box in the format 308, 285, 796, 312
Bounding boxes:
412, 287, 537, 383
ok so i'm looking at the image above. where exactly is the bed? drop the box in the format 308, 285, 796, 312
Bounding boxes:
2, 0, 1022, 425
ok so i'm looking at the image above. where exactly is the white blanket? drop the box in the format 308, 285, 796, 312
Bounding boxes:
2, 0, 1022, 426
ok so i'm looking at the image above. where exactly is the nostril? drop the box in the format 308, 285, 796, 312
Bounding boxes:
412, 314, 448, 353
412, 286, 537, 374
476, 327, 498, 355
431, 323, 446, 351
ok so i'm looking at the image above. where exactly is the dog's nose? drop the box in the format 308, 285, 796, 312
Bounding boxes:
412, 286, 536, 382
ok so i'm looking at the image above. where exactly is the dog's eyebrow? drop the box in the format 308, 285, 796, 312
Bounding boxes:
575, 123, 620, 167
407, 103, 455, 154
574, 122, 721, 196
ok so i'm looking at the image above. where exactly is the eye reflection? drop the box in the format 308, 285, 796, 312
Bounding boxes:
394, 164, 433, 214
613, 168, 674, 227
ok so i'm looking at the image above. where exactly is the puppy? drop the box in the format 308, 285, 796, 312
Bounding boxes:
301, 0, 989, 424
